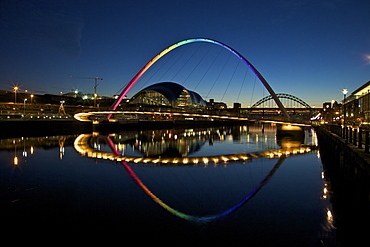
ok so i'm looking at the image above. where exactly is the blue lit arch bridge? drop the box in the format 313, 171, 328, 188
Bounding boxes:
74, 38, 314, 127
243, 93, 321, 121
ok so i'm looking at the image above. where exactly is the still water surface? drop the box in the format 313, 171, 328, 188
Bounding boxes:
0, 124, 335, 245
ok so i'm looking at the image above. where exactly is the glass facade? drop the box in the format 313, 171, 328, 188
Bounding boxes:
344, 81, 370, 124
130, 82, 206, 108
131, 90, 171, 106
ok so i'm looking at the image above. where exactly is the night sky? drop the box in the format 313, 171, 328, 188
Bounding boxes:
1, 0, 369, 107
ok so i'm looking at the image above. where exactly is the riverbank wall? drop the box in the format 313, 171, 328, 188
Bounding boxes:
315, 125, 369, 246
315, 125, 370, 175
0, 119, 250, 138
0, 119, 92, 138
91, 119, 250, 133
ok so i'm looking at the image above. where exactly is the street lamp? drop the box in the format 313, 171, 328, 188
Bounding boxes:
331, 100, 335, 123
23, 98, 27, 117
342, 89, 348, 140
13, 86, 19, 104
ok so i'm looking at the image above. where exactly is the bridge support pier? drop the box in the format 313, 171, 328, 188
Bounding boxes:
276, 124, 304, 138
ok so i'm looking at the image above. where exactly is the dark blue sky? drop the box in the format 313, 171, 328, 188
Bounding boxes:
1, 0, 369, 107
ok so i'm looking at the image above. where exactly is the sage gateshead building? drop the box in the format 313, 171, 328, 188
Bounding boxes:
130, 82, 206, 108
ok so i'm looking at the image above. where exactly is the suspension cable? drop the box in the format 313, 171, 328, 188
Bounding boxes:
136, 46, 177, 92
181, 44, 212, 87
205, 53, 232, 100
236, 66, 248, 103
194, 48, 223, 91
157, 43, 192, 82
221, 59, 240, 101
170, 43, 203, 82
249, 76, 257, 107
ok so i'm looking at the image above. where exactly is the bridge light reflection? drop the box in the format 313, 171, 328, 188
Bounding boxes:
74, 134, 316, 165
71, 131, 322, 223
13, 156, 18, 165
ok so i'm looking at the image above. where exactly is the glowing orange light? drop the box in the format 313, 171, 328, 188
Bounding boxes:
13, 156, 18, 165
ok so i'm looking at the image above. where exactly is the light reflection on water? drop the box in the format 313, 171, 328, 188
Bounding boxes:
0, 124, 335, 245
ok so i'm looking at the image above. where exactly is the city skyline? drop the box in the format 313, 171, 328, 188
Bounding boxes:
1, 0, 369, 107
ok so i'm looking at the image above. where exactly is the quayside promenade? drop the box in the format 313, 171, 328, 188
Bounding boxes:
0, 117, 250, 138
316, 124, 370, 170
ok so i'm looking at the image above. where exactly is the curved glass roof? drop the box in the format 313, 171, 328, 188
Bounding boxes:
137, 82, 206, 106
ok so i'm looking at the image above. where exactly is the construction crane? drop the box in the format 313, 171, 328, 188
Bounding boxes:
70, 76, 103, 107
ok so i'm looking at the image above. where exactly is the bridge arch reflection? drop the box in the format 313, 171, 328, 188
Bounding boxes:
73, 129, 316, 222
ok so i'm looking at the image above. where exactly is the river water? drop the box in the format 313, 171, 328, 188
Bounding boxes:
0, 123, 336, 245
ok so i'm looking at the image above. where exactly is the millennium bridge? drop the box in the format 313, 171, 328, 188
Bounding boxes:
73, 38, 313, 128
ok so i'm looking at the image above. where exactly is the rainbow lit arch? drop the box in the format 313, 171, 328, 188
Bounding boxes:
110, 38, 289, 118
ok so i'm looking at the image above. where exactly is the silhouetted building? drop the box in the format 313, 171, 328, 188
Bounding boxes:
207, 99, 227, 110
322, 101, 341, 122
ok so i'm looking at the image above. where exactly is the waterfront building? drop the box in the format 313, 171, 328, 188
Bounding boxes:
344, 80, 370, 124
322, 101, 341, 122
206, 99, 227, 110
130, 82, 206, 108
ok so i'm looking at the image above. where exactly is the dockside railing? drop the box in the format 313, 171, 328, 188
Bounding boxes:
322, 124, 370, 153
